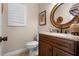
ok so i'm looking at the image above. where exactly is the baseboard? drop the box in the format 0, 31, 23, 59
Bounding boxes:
4, 48, 27, 56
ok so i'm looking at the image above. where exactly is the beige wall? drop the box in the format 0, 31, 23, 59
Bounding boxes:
39, 3, 56, 32
0, 4, 2, 36
0, 3, 2, 55
2, 3, 39, 54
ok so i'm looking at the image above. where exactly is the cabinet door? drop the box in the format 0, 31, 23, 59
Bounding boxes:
53, 47, 72, 56
39, 41, 53, 56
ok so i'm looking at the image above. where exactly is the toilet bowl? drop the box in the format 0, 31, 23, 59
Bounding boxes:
25, 41, 38, 56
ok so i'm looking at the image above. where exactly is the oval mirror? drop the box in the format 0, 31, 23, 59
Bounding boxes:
50, 3, 79, 29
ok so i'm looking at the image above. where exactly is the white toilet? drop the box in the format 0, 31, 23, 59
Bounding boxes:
25, 41, 38, 56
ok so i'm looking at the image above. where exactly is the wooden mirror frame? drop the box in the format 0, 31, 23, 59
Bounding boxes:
50, 3, 79, 29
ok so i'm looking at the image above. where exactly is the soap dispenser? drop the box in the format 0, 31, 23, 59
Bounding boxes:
50, 26, 54, 32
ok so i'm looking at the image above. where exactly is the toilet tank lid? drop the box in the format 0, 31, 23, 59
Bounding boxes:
26, 41, 38, 46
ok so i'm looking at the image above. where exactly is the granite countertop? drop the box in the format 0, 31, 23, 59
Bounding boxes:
39, 32, 79, 41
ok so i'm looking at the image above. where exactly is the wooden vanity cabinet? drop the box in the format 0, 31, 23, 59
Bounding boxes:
39, 34, 79, 56
39, 41, 53, 56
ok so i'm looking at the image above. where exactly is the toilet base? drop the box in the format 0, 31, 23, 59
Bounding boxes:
28, 48, 38, 56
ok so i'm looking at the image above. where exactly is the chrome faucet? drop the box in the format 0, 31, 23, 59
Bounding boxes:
58, 25, 62, 33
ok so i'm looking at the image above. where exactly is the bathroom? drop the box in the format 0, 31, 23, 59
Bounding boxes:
0, 3, 79, 56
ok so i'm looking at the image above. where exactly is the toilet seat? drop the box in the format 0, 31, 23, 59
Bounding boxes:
26, 41, 38, 49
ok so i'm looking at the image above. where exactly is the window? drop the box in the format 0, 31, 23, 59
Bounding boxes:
8, 3, 26, 26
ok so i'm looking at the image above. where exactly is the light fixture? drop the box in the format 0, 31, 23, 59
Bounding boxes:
69, 3, 79, 16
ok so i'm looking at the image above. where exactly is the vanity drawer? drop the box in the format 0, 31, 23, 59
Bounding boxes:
53, 47, 72, 56
50, 36, 75, 54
